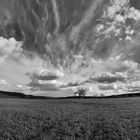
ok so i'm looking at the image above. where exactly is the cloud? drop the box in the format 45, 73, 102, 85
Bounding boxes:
109, 60, 138, 73
128, 7, 140, 21
90, 72, 127, 83
0, 36, 76, 94
98, 84, 117, 90
123, 40, 140, 64
27, 69, 64, 81
27, 79, 65, 91
0, 7, 13, 26
96, 0, 140, 42
0, 1, 140, 97
16, 84, 23, 89
0, 36, 64, 93
51, 0, 60, 34
126, 81, 140, 93
90, 57, 138, 75
0, 79, 10, 86
0, 37, 22, 62
60, 80, 84, 89
106, 0, 129, 20
27, 67, 86, 92
27, 69, 65, 91
70, 0, 104, 44
67, 81, 84, 87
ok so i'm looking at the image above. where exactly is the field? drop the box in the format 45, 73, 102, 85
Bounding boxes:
0, 98, 140, 140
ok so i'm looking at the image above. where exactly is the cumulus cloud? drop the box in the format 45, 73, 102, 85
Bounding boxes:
27, 69, 65, 91
96, 0, 140, 41
128, 7, 140, 21
89, 72, 127, 83
0, 37, 22, 62
0, 36, 66, 93
25, 51, 140, 94
27, 69, 64, 81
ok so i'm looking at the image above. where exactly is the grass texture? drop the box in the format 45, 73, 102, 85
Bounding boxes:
0, 98, 140, 139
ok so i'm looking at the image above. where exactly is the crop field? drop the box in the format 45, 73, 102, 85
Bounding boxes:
0, 98, 140, 140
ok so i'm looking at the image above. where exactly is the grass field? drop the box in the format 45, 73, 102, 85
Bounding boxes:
0, 98, 140, 140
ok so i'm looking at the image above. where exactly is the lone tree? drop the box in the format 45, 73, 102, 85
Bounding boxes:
73, 88, 87, 97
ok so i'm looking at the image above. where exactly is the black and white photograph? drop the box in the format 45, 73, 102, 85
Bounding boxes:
0, 0, 140, 139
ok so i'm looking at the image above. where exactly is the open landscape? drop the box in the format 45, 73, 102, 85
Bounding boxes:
0, 0, 140, 139
0, 96, 140, 140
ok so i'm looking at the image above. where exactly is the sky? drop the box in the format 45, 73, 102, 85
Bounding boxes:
0, 0, 140, 97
